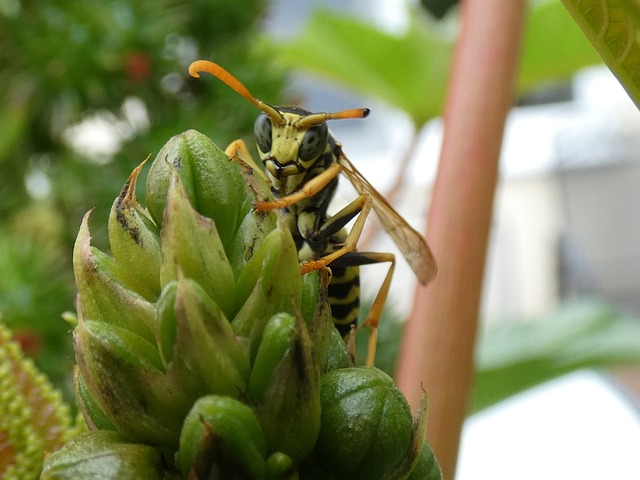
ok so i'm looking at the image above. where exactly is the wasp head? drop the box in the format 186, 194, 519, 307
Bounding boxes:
188, 60, 369, 179
254, 107, 332, 179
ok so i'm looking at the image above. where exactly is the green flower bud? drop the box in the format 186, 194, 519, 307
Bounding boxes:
266, 452, 296, 480
60, 128, 399, 475
41, 431, 164, 480
251, 313, 321, 462
177, 395, 267, 478
231, 277, 270, 338
145, 129, 246, 248
160, 168, 236, 319
314, 367, 426, 480
108, 160, 162, 301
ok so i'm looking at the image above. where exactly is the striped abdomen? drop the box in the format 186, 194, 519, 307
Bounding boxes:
326, 264, 360, 337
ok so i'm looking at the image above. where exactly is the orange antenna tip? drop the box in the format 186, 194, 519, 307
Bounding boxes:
296, 107, 370, 128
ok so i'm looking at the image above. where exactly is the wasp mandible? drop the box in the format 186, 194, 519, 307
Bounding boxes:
188, 60, 437, 366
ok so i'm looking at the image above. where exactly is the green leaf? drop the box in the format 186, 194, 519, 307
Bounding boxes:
472, 299, 640, 412
276, 9, 452, 126
519, 0, 603, 92
276, 3, 604, 126
561, 0, 640, 108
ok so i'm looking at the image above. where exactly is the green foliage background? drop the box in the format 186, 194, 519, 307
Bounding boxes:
0, 0, 283, 390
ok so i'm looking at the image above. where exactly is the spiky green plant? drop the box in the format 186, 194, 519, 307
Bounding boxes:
37, 130, 441, 479
0, 320, 77, 479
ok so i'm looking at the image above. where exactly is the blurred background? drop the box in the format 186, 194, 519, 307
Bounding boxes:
2, 0, 640, 477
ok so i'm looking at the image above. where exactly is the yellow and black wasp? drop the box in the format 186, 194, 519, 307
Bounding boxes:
188, 60, 437, 366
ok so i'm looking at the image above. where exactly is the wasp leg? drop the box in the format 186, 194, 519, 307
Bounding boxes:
225, 139, 268, 181
330, 251, 396, 367
254, 162, 343, 212
299, 193, 373, 275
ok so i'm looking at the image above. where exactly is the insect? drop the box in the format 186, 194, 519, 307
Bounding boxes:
188, 60, 437, 366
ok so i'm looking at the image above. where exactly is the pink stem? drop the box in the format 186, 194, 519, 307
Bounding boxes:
395, 1, 527, 478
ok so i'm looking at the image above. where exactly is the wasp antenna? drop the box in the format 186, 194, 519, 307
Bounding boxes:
188, 60, 283, 124
296, 108, 370, 129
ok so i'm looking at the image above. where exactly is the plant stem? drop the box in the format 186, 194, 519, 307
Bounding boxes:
395, 1, 527, 478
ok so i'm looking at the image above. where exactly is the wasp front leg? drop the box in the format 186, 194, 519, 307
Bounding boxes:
254, 162, 343, 212
225, 139, 268, 182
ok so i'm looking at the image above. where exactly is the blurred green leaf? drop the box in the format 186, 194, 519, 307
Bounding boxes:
472, 299, 640, 412
276, 1, 603, 126
561, 0, 640, 109
359, 298, 640, 414
519, 0, 602, 92
276, 9, 452, 126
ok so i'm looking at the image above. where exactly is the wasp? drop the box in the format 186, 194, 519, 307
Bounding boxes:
188, 60, 437, 366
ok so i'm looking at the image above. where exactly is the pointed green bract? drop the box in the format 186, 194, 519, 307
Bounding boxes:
108, 161, 162, 301
301, 270, 334, 372
235, 221, 303, 360
226, 161, 278, 279
407, 441, 444, 480
74, 213, 156, 343
171, 276, 249, 396
74, 367, 115, 432
248, 313, 296, 402
160, 168, 236, 319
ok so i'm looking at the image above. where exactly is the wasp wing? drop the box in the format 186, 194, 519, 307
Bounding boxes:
337, 154, 437, 285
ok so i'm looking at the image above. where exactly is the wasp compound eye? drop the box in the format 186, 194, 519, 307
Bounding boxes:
254, 114, 273, 154
298, 124, 328, 162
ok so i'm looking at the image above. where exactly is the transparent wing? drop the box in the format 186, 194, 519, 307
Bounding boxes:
338, 154, 437, 285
